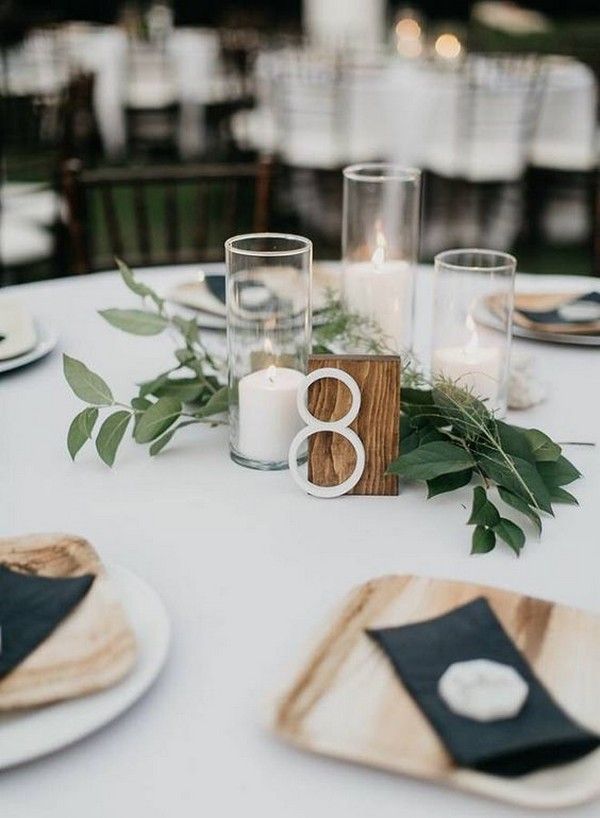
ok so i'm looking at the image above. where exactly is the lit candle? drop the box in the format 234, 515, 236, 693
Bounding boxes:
432, 316, 503, 405
343, 226, 410, 353
237, 365, 305, 463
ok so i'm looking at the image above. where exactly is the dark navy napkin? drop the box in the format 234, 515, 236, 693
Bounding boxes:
205, 274, 227, 306
368, 598, 600, 777
519, 291, 600, 326
0, 565, 95, 679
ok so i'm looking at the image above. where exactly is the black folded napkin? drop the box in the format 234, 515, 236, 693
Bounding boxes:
0, 565, 95, 680
368, 598, 600, 777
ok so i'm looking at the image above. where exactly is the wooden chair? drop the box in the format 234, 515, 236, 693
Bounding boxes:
61, 158, 273, 274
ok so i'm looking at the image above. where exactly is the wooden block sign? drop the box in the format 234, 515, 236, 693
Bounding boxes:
306, 355, 401, 496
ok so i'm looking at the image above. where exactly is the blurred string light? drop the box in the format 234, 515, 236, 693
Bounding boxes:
394, 8, 423, 58
434, 32, 462, 61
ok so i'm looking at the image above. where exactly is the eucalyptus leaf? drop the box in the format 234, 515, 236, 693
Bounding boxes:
149, 419, 198, 456
99, 309, 169, 336
494, 517, 525, 556
522, 428, 561, 462
67, 407, 98, 460
154, 378, 204, 402
496, 422, 534, 463
149, 428, 177, 456
400, 413, 413, 439
172, 315, 199, 345
194, 386, 229, 418
139, 372, 171, 398
498, 487, 542, 535
95, 410, 131, 467
549, 486, 579, 505
134, 397, 182, 443
175, 348, 195, 365
479, 453, 553, 514
537, 456, 581, 487
427, 469, 472, 499
471, 526, 496, 554
419, 428, 447, 445
401, 430, 421, 455
467, 486, 500, 527
401, 388, 445, 427
115, 258, 163, 308
131, 396, 152, 435
63, 354, 113, 405
387, 441, 475, 480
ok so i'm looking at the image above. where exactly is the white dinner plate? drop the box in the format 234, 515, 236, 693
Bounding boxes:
0, 564, 170, 770
0, 320, 58, 374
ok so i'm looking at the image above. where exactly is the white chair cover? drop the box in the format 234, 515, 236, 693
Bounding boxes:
530, 57, 598, 171
85, 28, 128, 160
302, 0, 386, 48
168, 28, 221, 159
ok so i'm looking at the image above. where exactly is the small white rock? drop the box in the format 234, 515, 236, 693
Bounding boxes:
507, 350, 547, 410
438, 659, 529, 722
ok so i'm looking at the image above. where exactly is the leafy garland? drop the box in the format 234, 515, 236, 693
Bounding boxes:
64, 260, 582, 556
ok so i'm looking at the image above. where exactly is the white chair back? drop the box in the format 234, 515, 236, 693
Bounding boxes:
302, 0, 386, 49
530, 57, 598, 171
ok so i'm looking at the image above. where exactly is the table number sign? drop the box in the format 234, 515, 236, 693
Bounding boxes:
289, 354, 401, 497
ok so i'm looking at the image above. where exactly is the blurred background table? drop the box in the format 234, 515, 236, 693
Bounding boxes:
1, 2, 598, 285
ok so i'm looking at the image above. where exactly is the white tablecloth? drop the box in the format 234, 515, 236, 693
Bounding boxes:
1, 265, 599, 818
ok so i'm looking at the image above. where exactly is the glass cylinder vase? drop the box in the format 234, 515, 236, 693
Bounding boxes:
342, 163, 421, 354
431, 249, 516, 415
226, 233, 312, 470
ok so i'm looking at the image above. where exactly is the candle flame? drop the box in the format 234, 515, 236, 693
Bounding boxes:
371, 225, 387, 268
267, 364, 277, 383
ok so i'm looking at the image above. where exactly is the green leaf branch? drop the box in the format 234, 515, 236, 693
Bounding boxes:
63, 260, 227, 466
387, 376, 582, 557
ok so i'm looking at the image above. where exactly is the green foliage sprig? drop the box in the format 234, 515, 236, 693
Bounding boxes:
63, 260, 228, 466
387, 377, 581, 556
63, 263, 582, 556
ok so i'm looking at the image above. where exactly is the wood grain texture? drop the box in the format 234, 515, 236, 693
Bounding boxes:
307, 355, 401, 496
0, 533, 136, 711
274, 574, 600, 809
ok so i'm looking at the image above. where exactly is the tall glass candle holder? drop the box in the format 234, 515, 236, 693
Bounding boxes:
342, 163, 421, 354
226, 233, 312, 470
431, 249, 516, 415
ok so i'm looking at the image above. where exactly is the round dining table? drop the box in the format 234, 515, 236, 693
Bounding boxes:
1, 263, 599, 818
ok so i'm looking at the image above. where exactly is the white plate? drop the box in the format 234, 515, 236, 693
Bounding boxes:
0, 564, 170, 770
0, 320, 58, 374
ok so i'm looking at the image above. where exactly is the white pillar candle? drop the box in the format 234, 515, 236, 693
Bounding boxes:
432, 345, 503, 405
343, 260, 411, 353
237, 366, 305, 463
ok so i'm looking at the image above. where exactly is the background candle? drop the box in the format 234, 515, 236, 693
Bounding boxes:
237, 366, 304, 463
343, 260, 410, 353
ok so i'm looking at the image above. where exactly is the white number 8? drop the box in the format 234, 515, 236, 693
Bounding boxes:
288, 367, 366, 498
